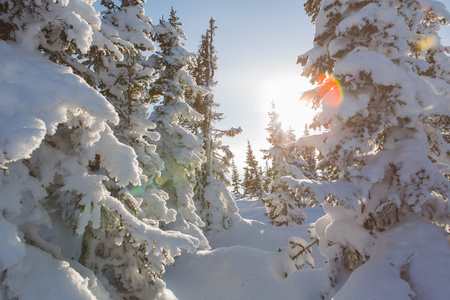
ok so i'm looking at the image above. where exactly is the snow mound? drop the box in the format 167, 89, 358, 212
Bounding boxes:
2, 246, 110, 300
164, 245, 328, 300
335, 217, 450, 300
0, 40, 117, 167
163, 198, 327, 299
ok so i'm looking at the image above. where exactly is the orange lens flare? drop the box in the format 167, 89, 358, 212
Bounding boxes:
317, 73, 343, 107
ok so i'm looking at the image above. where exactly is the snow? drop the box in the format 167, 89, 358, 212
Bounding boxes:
324, 218, 373, 259
0, 40, 117, 167
0, 216, 25, 271
160, 198, 450, 300
2, 194, 448, 299
335, 4, 412, 42
3, 245, 110, 300
333, 218, 450, 300
94, 126, 142, 187
162, 198, 327, 299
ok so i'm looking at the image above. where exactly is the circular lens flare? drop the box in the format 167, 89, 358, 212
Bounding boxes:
155, 176, 165, 186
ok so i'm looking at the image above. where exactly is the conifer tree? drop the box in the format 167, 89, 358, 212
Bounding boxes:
75, 2, 195, 298
289, 0, 450, 297
261, 101, 284, 183
189, 18, 241, 232
0, 0, 100, 84
261, 102, 306, 225
286, 127, 297, 142
0, 2, 200, 298
149, 8, 209, 248
90, 0, 170, 223
257, 166, 265, 199
242, 140, 263, 198
298, 124, 317, 180
242, 164, 252, 197
231, 158, 241, 195
261, 161, 272, 193
261, 101, 280, 185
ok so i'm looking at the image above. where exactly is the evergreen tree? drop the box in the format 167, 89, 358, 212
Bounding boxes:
189, 18, 241, 232
76, 2, 194, 298
242, 140, 263, 198
261, 101, 280, 186
261, 161, 272, 193
0, 2, 200, 298
0, 0, 100, 84
256, 166, 265, 199
149, 9, 209, 248
90, 0, 171, 224
242, 163, 252, 196
286, 127, 297, 142
231, 158, 241, 195
298, 124, 317, 180
290, 0, 450, 297
261, 102, 306, 226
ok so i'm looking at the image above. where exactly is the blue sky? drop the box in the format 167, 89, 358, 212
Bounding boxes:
144, 1, 450, 171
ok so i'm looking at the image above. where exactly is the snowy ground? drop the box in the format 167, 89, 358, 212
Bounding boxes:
162, 197, 326, 300
161, 197, 450, 300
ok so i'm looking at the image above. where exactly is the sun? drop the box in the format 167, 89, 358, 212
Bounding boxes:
258, 72, 317, 137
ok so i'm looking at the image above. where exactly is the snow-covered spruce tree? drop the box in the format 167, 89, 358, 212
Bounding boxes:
74, 2, 200, 298
284, 126, 315, 180
262, 102, 307, 226
261, 103, 282, 186
242, 140, 263, 198
149, 9, 209, 248
189, 18, 241, 233
0, 43, 120, 300
0, 1, 200, 299
261, 160, 275, 193
288, 0, 450, 298
242, 165, 252, 197
299, 124, 318, 180
0, 0, 101, 85
0, 3, 129, 299
97, 0, 181, 223
231, 158, 242, 195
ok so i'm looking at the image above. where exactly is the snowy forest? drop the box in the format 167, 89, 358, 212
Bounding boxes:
0, 0, 449, 299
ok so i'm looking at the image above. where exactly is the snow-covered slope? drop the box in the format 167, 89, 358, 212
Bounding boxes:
162, 197, 450, 300
162, 197, 326, 300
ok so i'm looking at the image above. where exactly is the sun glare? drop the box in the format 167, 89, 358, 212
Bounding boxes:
258, 73, 316, 137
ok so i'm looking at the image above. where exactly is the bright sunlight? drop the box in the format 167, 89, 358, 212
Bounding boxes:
258, 71, 316, 137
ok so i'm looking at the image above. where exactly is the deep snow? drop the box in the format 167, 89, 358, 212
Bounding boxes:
162, 197, 450, 300
162, 197, 327, 300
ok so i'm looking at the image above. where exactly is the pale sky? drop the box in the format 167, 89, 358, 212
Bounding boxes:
144, 0, 450, 171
